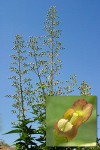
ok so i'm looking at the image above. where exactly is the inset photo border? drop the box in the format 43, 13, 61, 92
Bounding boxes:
46, 96, 97, 147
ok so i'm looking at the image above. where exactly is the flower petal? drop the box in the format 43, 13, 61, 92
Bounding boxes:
63, 108, 74, 120
72, 99, 88, 111
82, 103, 93, 122
73, 116, 83, 127
64, 126, 78, 141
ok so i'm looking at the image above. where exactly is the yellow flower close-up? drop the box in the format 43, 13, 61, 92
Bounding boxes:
54, 99, 93, 141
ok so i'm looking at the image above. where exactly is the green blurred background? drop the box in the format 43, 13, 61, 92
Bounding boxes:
46, 96, 97, 146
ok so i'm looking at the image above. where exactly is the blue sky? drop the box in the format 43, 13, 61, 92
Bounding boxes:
0, 0, 100, 146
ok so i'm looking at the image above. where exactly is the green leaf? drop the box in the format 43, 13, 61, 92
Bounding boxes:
5, 129, 21, 134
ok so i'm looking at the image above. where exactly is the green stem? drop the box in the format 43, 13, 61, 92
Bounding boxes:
18, 50, 25, 120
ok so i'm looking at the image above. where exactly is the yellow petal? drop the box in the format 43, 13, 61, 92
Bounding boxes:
63, 108, 74, 120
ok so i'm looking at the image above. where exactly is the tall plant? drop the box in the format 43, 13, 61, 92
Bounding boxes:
6, 35, 37, 149
28, 6, 77, 150
6, 6, 97, 150
28, 6, 94, 150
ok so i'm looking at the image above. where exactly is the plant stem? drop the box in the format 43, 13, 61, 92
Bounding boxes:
18, 51, 25, 120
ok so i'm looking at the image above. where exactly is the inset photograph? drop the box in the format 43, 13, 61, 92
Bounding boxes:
46, 96, 97, 147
